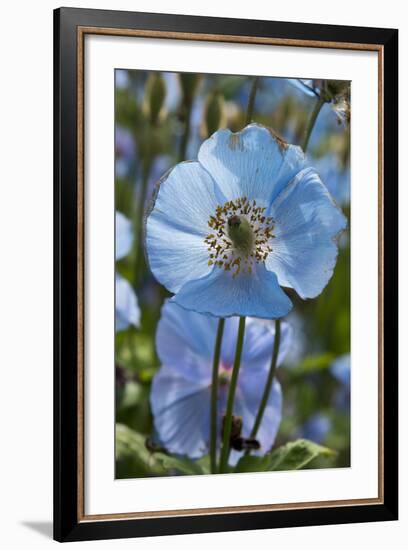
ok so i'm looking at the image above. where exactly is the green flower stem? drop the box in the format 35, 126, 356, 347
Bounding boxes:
212, 76, 258, 474
245, 319, 281, 456
245, 76, 260, 126
301, 95, 325, 153
219, 316, 246, 473
209, 318, 225, 474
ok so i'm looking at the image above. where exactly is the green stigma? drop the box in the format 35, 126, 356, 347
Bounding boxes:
227, 215, 254, 256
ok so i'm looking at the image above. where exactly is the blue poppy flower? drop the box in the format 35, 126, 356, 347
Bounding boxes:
115, 211, 140, 330
150, 300, 292, 461
115, 274, 140, 330
116, 211, 133, 261
146, 124, 347, 319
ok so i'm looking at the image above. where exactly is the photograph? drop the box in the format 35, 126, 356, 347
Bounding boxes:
0, 1, 401, 547
114, 69, 351, 479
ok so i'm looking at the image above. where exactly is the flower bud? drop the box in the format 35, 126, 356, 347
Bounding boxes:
321, 80, 349, 102
203, 91, 225, 137
144, 73, 166, 125
179, 73, 201, 105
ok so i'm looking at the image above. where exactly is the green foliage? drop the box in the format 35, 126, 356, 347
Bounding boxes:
234, 439, 335, 473
153, 453, 210, 475
292, 353, 335, 374
145, 73, 166, 125
118, 380, 142, 409
179, 73, 201, 105
116, 423, 166, 477
116, 425, 334, 477
267, 439, 335, 470
204, 91, 225, 137
116, 424, 212, 477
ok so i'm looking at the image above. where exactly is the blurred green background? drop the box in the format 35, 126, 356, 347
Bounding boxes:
115, 70, 350, 478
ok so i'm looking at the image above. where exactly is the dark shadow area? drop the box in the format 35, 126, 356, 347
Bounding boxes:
21, 521, 53, 539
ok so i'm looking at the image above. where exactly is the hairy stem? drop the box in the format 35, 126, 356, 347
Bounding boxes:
219, 316, 246, 473
178, 101, 193, 162
210, 318, 225, 474
245, 76, 260, 126
245, 319, 281, 456
301, 96, 325, 153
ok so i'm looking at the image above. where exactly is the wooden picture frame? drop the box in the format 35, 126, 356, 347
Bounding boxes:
54, 7, 398, 542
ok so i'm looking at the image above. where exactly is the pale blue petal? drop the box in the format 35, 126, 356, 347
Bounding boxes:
151, 304, 289, 462
223, 320, 290, 463
312, 154, 350, 206
156, 301, 215, 383
115, 274, 140, 331
241, 318, 292, 369
146, 161, 223, 293
172, 264, 292, 320
266, 167, 347, 299
237, 373, 282, 445
150, 366, 210, 459
198, 124, 305, 204
116, 211, 133, 260
219, 317, 240, 367
219, 317, 292, 369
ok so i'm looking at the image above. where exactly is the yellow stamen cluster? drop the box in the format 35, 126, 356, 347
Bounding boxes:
204, 197, 275, 277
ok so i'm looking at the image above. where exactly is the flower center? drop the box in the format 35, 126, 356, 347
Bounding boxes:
204, 197, 275, 277
227, 215, 254, 256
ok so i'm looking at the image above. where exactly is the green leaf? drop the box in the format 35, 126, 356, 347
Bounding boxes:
234, 454, 272, 473
153, 453, 206, 475
234, 439, 335, 473
196, 455, 211, 475
115, 424, 165, 476
116, 425, 211, 477
267, 439, 335, 471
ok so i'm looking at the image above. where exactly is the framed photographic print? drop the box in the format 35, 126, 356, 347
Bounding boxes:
54, 7, 398, 542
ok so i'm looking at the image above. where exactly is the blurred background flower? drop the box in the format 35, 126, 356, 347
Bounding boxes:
298, 413, 332, 444
150, 301, 292, 463
116, 275, 140, 331
115, 211, 133, 260
115, 211, 140, 331
331, 353, 351, 410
